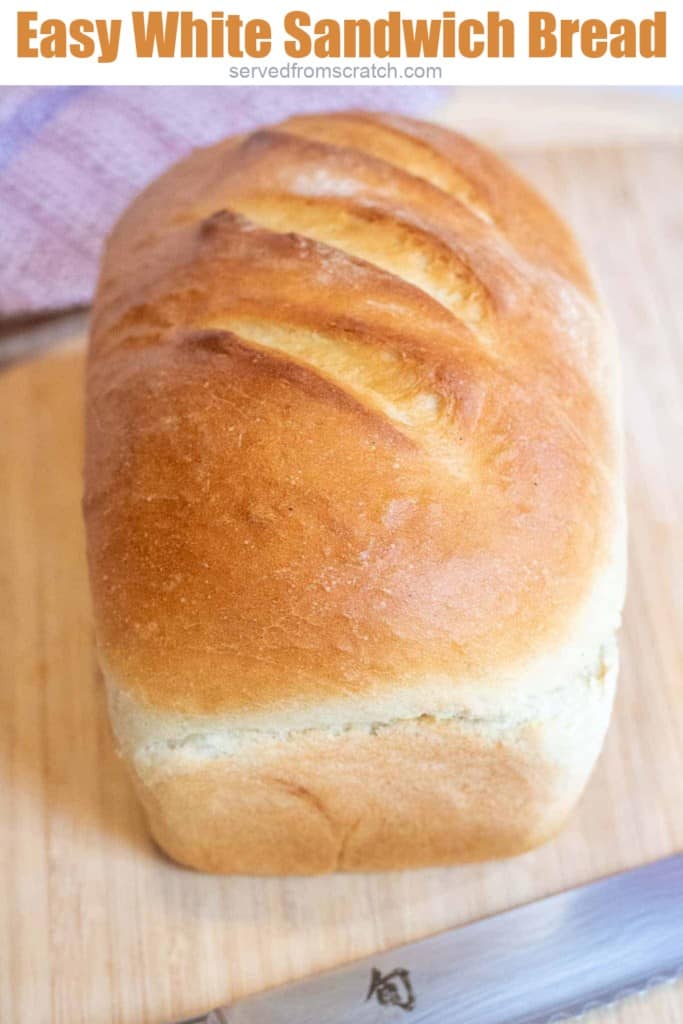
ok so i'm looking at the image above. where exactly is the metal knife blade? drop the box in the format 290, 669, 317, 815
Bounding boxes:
179, 853, 683, 1024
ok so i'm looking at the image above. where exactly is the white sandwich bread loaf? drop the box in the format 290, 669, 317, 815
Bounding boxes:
84, 111, 626, 874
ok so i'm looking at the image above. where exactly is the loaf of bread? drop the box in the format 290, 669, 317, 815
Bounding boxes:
84, 111, 626, 874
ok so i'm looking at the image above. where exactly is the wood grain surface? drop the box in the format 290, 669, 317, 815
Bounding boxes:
1, 113, 682, 1024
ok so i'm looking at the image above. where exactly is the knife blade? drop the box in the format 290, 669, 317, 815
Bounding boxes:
178, 853, 683, 1024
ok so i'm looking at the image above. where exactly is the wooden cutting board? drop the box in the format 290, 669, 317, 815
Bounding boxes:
2, 129, 683, 1024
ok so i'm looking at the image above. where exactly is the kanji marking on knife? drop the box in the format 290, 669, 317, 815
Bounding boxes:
366, 967, 416, 1011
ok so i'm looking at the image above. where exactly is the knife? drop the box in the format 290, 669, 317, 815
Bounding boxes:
177, 853, 683, 1024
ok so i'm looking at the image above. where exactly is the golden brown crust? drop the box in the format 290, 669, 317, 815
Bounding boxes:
86, 113, 619, 719
281, 111, 596, 296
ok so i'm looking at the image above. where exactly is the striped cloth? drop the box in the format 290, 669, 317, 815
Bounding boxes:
0, 85, 443, 319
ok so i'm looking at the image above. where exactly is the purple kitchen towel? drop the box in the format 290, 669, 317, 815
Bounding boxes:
0, 85, 444, 319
